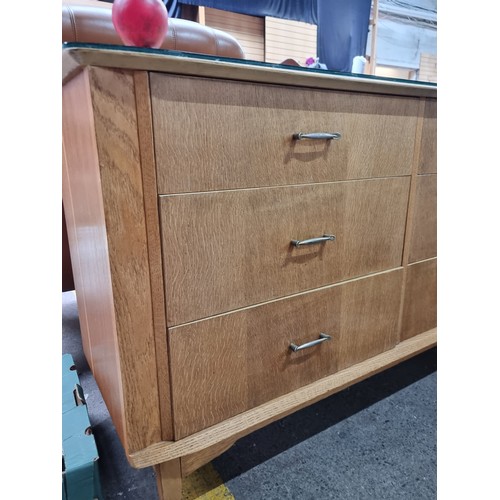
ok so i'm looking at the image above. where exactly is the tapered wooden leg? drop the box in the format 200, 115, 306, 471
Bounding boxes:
154, 459, 182, 500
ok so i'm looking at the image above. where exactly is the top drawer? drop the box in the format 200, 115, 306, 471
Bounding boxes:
150, 74, 419, 194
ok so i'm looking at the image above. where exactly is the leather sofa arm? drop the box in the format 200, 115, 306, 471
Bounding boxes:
62, 0, 245, 59
62, 0, 245, 292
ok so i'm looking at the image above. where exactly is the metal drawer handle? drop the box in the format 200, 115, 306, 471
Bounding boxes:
291, 234, 336, 247
290, 333, 332, 352
293, 132, 342, 141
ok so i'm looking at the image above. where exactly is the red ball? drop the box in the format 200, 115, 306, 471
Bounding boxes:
112, 0, 169, 49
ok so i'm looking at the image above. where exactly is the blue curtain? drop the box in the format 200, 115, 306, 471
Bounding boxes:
177, 0, 371, 71
178, 0, 317, 24
165, 0, 182, 17
317, 0, 371, 72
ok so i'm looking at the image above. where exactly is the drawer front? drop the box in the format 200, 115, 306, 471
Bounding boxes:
169, 269, 403, 439
409, 174, 437, 263
401, 259, 437, 340
160, 177, 410, 326
151, 74, 419, 194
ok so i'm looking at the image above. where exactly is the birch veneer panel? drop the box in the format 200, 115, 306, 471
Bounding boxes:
62, 46, 437, 500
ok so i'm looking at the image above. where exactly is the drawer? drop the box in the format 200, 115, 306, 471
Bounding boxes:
160, 177, 410, 326
409, 174, 437, 263
401, 259, 437, 341
150, 74, 419, 194
169, 269, 403, 439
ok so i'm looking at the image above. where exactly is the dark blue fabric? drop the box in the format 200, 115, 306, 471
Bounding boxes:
178, 0, 317, 24
165, 0, 182, 17
177, 0, 371, 71
106, 0, 183, 17
317, 0, 371, 71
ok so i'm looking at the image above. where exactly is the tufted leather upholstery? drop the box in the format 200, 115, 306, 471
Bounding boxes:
62, 0, 245, 291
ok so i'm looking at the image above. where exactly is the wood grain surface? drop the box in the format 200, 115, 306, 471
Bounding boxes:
151, 74, 419, 193
401, 258, 437, 340
155, 459, 182, 500
133, 71, 174, 441
160, 177, 410, 325
180, 437, 236, 477
130, 328, 437, 469
86, 67, 162, 453
62, 69, 127, 448
418, 99, 437, 174
408, 174, 437, 263
169, 269, 403, 438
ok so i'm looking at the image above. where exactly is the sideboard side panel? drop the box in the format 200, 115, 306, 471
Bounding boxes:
87, 66, 163, 453
62, 69, 127, 448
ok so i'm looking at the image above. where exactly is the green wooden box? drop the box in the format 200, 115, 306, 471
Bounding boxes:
62, 354, 102, 500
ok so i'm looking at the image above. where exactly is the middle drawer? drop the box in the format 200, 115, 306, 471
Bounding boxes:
160, 177, 410, 326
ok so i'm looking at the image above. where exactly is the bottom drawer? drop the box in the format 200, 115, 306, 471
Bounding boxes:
169, 269, 403, 439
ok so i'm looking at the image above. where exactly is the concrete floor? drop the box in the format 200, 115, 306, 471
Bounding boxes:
62, 290, 437, 499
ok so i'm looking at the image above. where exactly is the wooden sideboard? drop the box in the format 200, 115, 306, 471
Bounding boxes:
62, 45, 437, 499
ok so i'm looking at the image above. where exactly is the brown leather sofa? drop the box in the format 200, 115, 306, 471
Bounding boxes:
62, 0, 245, 291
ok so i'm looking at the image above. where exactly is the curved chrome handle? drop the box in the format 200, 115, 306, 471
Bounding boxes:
291, 234, 336, 247
290, 333, 332, 352
293, 132, 342, 141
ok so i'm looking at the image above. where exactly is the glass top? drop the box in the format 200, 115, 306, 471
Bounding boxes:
63, 42, 437, 89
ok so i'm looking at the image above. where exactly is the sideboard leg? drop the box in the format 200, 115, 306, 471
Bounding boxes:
154, 458, 182, 500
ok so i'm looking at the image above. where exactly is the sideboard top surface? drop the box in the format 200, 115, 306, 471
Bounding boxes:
62, 43, 437, 98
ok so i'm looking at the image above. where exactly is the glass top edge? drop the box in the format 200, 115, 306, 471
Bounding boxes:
63, 42, 437, 88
